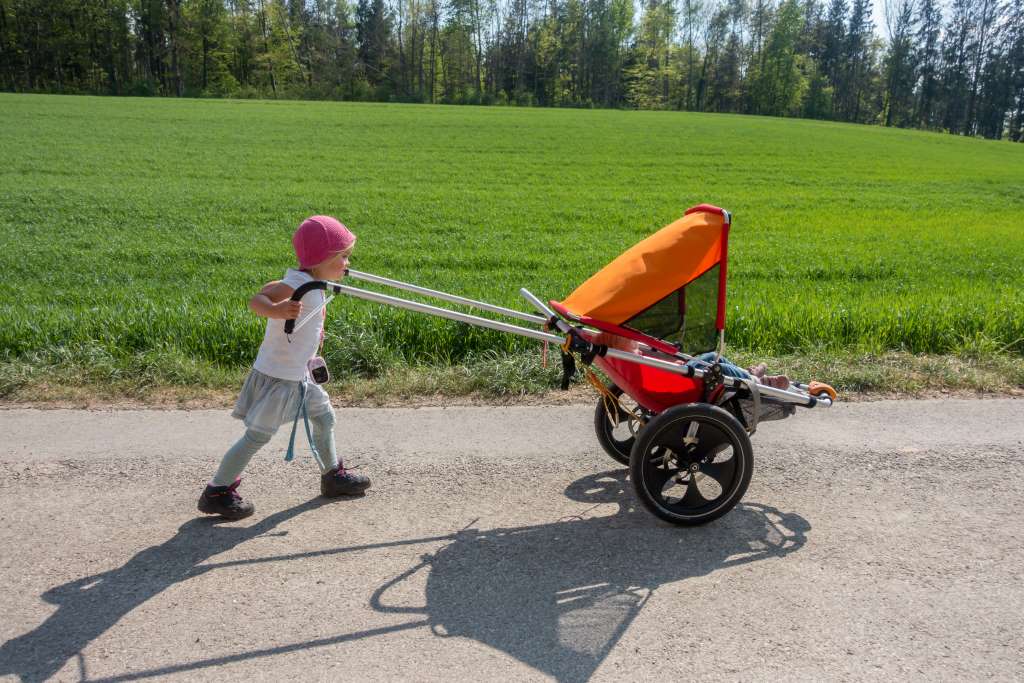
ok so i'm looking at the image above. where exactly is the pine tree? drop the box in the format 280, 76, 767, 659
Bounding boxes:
882, 0, 916, 126
356, 0, 392, 89
975, 38, 1011, 138
841, 0, 873, 121
961, 0, 999, 133
820, 0, 847, 109
939, 0, 975, 134
913, 0, 942, 128
1007, 0, 1024, 140
751, 0, 805, 115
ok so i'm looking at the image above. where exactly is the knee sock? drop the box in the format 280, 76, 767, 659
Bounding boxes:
212, 429, 274, 486
309, 411, 341, 473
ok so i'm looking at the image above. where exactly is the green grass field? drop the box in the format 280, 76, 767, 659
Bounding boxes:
1, 93, 1022, 398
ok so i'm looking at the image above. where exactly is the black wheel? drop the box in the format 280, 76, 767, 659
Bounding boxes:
594, 384, 648, 466
629, 403, 753, 526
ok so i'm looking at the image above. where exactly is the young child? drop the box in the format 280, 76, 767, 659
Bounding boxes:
198, 215, 371, 520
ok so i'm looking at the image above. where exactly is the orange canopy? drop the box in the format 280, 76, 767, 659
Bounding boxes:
555, 205, 730, 326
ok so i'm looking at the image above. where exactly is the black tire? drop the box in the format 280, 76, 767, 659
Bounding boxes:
594, 385, 647, 466
629, 403, 753, 526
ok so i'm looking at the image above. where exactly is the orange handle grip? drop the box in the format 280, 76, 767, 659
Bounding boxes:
808, 381, 837, 401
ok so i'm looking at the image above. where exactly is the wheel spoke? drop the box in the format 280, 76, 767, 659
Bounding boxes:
646, 445, 664, 460
650, 420, 693, 450
702, 456, 737, 488
646, 462, 675, 491
651, 419, 731, 457
680, 476, 708, 508
694, 426, 729, 455
684, 421, 700, 445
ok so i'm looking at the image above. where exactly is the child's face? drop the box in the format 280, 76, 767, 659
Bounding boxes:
315, 248, 352, 280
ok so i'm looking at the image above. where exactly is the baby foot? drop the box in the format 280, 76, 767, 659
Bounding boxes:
747, 363, 767, 379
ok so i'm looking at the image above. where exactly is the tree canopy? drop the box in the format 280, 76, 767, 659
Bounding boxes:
1, 0, 1022, 139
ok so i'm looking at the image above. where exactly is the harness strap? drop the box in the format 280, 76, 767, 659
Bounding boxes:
740, 377, 761, 435
285, 381, 323, 468
560, 351, 576, 390
584, 368, 643, 428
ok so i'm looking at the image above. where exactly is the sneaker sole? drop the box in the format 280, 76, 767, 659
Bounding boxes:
197, 500, 255, 520
321, 484, 371, 498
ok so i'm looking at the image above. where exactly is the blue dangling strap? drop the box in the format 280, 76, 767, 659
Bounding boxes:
285, 381, 322, 467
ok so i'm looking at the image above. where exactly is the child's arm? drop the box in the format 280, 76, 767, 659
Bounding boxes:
249, 281, 303, 320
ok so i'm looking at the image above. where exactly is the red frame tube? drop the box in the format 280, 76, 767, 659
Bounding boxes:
684, 204, 730, 331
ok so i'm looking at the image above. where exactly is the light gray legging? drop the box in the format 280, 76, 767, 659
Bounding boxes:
212, 411, 340, 486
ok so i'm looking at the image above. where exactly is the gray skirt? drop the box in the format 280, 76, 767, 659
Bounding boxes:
231, 369, 333, 436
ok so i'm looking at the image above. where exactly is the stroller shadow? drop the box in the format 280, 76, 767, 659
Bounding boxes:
371, 470, 811, 682
0, 497, 332, 683
1, 472, 809, 682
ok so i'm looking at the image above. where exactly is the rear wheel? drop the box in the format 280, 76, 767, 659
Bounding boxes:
594, 385, 648, 466
629, 403, 753, 526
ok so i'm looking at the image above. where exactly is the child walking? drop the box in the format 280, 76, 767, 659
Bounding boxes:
198, 215, 371, 520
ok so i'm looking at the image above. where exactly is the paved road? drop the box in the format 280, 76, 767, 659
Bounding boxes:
1, 399, 1022, 681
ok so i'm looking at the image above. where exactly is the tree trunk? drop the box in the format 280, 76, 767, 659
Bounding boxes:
415, 22, 423, 96
1012, 91, 1024, 141
429, 0, 438, 103
167, 0, 184, 96
472, 0, 483, 97
282, 9, 308, 87
397, 1, 406, 95
257, 0, 278, 97
0, 0, 10, 90
966, 0, 998, 135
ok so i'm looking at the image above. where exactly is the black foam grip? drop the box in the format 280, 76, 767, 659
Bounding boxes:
283, 280, 328, 334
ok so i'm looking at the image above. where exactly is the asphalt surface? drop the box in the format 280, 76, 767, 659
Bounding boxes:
1, 399, 1022, 681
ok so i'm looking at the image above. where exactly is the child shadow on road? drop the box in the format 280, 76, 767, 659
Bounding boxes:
0, 496, 332, 682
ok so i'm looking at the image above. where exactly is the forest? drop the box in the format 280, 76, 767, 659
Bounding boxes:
1, 0, 1022, 140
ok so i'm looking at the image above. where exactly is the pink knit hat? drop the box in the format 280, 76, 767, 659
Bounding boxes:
292, 216, 356, 269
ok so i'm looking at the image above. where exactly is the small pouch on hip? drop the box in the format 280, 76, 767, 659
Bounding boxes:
307, 356, 330, 384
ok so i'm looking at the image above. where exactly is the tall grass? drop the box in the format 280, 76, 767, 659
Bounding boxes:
1, 94, 1022, 391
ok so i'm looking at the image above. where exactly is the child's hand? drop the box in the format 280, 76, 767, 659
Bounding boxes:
249, 281, 299, 319
272, 300, 303, 320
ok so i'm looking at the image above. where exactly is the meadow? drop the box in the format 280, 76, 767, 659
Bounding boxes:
1, 93, 1022, 399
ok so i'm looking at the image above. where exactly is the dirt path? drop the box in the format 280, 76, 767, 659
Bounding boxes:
1, 399, 1022, 681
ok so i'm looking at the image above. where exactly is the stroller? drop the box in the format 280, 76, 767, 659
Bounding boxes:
285, 204, 836, 526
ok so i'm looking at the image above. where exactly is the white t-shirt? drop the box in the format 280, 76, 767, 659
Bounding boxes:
252, 269, 326, 381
